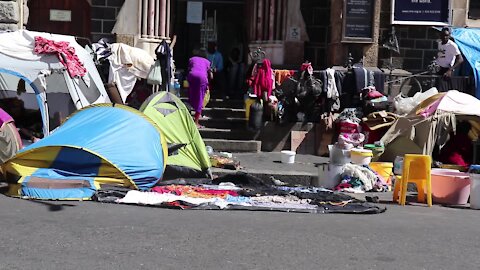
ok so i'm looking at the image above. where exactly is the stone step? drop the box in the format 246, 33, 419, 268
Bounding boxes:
180, 97, 245, 110
203, 139, 261, 153
200, 128, 259, 140
198, 117, 247, 129
209, 152, 329, 186
211, 168, 317, 187
201, 107, 246, 119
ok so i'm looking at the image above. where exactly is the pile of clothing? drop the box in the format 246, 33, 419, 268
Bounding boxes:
335, 163, 389, 193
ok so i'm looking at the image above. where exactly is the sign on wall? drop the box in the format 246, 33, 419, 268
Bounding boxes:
288, 27, 301, 41
49, 10, 72, 22
392, 0, 450, 25
342, 0, 375, 43
187, 1, 203, 24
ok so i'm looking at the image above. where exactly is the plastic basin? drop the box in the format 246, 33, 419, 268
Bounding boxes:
431, 171, 470, 205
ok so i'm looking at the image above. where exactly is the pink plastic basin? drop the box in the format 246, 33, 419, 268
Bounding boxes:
431, 171, 471, 205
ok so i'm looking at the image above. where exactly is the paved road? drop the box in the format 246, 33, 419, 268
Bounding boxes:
0, 193, 479, 270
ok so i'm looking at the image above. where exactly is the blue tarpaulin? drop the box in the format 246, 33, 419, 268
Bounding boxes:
451, 28, 480, 98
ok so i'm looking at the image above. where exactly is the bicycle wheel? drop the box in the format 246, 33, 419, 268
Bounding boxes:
399, 77, 423, 97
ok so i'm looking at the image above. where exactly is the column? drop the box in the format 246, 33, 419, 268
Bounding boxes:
142, 0, 148, 37
155, 0, 160, 36
268, 0, 275, 41
275, 0, 283, 40
159, 0, 166, 37
256, 0, 263, 41
148, 0, 155, 37
165, 0, 170, 38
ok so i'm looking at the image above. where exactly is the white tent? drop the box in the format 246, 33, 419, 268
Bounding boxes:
0, 30, 110, 136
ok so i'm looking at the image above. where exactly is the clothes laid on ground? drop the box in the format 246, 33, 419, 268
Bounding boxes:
98, 173, 386, 214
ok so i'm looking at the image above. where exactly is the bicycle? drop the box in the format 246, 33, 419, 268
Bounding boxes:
383, 58, 440, 97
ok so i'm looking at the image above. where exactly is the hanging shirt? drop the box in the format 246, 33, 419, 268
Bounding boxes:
436, 40, 461, 68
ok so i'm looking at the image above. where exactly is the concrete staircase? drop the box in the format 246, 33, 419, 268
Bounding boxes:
182, 97, 262, 153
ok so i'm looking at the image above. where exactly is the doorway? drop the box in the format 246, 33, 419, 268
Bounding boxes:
172, 0, 247, 70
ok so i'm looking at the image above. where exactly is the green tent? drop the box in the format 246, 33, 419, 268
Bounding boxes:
140, 91, 212, 179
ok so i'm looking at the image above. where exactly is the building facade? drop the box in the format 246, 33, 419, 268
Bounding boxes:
3, 0, 480, 73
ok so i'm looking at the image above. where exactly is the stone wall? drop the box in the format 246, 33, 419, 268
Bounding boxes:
91, 0, 125, 43
0, 0, 21, 31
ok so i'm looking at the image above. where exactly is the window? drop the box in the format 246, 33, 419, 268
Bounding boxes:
469, 0, 480, 19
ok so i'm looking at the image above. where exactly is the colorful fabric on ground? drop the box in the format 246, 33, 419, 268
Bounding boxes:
152, 185, 238, 199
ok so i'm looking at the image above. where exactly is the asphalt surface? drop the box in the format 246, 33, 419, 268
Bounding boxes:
0, 191, 479, 270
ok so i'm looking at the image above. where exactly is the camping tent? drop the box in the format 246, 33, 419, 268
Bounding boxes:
0, 30, 110, 136
381, 90, 480, 158
140, 92, 212, 179
2, 104, 167, 200
0, 108, 22, 163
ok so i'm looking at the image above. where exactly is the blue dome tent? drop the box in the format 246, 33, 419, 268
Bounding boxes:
2, 104, 167, 200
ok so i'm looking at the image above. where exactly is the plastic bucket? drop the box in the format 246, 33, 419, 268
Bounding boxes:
350, 149, 373, 165
470, 173, 480, 209
244, 97, 256, 120
281, 150, 296, 164
370, 162, 393, 186
328, 144, 351, 165
317, 164, 343, 189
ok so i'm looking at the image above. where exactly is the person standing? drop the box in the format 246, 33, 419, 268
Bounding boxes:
436, 27, 464, 79
207, 41, 226, 98
225, 47, 245, 100
187, 47, 212, 128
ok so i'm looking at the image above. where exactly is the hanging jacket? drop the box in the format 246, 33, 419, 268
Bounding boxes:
247, 59, 274, 97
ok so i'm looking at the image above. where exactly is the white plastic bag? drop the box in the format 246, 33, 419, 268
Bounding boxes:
147, 60, 162, 85
394, 87, 438, 115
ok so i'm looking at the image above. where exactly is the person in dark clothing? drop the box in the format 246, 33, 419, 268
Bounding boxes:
207, 41, 226, 99
225, 47, 245, 100
438, 121, 473, 168
1, 97, 42, 142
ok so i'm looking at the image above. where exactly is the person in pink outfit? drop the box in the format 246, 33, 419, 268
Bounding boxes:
187, 47, 212, 128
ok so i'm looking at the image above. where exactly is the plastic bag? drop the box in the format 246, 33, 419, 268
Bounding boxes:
394, 87, 438, 115
147, 60, 162, 85
203, 90, 210, 108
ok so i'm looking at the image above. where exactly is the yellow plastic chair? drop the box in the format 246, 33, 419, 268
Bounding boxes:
393, 154, 432, 207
